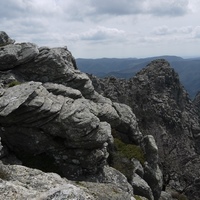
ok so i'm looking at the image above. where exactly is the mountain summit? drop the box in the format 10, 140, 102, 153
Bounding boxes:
91, 59, 200, 200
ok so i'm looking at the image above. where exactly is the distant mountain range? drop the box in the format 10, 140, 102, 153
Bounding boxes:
76, 56, 200, 99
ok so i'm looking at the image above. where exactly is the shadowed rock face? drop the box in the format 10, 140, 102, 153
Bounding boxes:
193, 91, 200, 119
90, 59, 200, 200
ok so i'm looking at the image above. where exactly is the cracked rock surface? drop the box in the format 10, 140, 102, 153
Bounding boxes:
0, 32, 153, 199
90, 59, 200, 200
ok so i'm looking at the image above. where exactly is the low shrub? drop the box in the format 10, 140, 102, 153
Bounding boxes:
134, 195, 143, 200
8, 80, 21, 87
171, 192, 188, 200
0, 165, 10, 180
111, 151, 134, 181
109, 137, 145, 181
114, 138, 145, 164
178, 194, 188, 200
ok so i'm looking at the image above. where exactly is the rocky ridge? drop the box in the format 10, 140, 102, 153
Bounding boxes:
90, 59, 200, 200
0, 31, 164, 199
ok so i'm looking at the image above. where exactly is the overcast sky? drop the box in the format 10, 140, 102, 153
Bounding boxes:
1, 0, 200, 58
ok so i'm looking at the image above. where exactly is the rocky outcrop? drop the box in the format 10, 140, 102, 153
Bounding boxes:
90, 59, 200, 200
0, 74, 141, 181
131, 173, 154, 200
0, 32, 163, 199
0, 42, 39, 70
0, 161, 135, 200
13, 46, 94, 98
0, 31, 15, 46
142, 135, 163, 200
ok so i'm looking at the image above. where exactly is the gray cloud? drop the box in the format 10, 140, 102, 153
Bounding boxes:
146, 0, 189, 17
152, 25, 195, 37
193, 26, 200, 38
152, 26, 174, 35
87, 0, 189, 18
89, 0, 144, 15
0, 0, 25, 19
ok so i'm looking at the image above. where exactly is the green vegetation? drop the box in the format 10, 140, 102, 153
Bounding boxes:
8, 80, 21, 87
0, 165, 10, 180
178, 194, 188, 200
109, 134, 145, 181
171, 192, 188, 200
114, 138, 145, 164
111, 152, 134, 181
134, 195, 143, 200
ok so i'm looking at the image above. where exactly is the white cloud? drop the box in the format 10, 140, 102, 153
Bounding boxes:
144, 0, 189, 16
1, 0, 200, 58
152, 26, 194, 36
78, 26, 125, 41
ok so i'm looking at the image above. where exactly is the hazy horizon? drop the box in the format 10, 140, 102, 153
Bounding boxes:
76, 55, 200, 59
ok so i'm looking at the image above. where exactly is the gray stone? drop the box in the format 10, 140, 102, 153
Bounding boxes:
0, 161, 94, 200
131, 173, 154, 200
159, 191, 173, 200
0, 81, 42, 117
99, 166, 134, 194
131, 158, 144, 178
0, 82, 111, 178
0, 137, 3, 157
15, 46, 95, 98
0, 32, 167, 200
143, 164, 163, 200
0, 31, 15, 46
0, 43, 39, 70
0, 79, 142, 181
0, 162, 137, 200
142, 135, 159, 168
113, 102, 142, 144
43, 82, 83, 99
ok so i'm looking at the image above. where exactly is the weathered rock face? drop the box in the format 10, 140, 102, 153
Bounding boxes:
0, 74, 141, 180
0, 161, 135, 200
13, 46, 95, 98
0, 31, 15, 46
193, 91, 200, 118
90, 59, 200, 200
0, 32, 158, 199
0, 42, 39, 70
